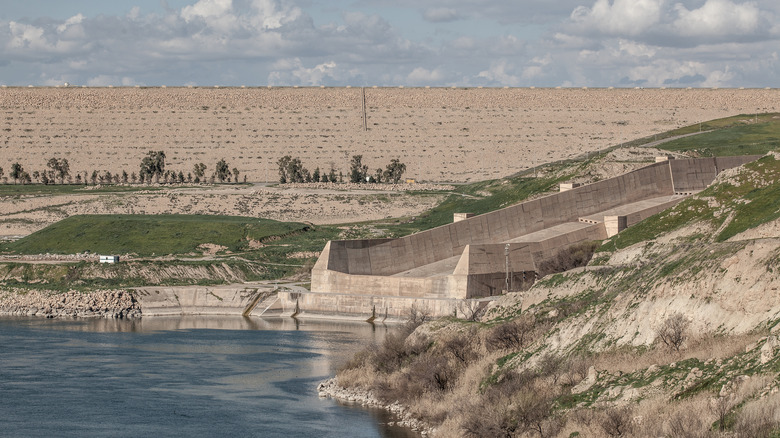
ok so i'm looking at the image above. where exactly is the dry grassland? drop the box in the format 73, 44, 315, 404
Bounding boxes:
2, 87, 778, 183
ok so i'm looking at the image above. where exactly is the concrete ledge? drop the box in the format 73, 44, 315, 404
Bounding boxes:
133, 285, 274, 316
277, 290, 491, 321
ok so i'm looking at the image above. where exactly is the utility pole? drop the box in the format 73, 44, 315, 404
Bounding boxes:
505, 244, 510, 292
361, 87, 367, 131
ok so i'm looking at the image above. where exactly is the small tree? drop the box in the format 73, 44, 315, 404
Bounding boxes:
121, 170, 129, 184
383, 158, 407, 184
140, 150, 166, 183
329, 167, 337, 183
41, 171, 50, 185
215, 158, 231, 183
10, 162, 23, 184
657, 312, 690, 352
47, 157, 70, 184
91, 170, 98, 185
193, 162, 206, 183
178, 171, 185, 184
600, 406, 634, 437
312, 167, 320, 183
232, 167, 239, 183
0, 166, 4, 182
349, 155, 369, 183
277, 155, 306, 183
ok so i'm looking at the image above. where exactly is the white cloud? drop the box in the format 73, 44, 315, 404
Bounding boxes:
477, 59, 521, 86
268, 58, 342, 85
422, 8, 460, 23
569, 0, 663, 36
522, 54, 552, 80
86, 75, 139, 87
8, 22, 48, 50
673, 0, 761, 37
181, 0, 239, 34
181, 0, 233, 22
57, 14, 85, 33
250, 0, 303, 30
407, 67, 444, 84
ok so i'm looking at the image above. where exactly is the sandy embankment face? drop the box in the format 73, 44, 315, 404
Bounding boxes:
2, 87, 777, 184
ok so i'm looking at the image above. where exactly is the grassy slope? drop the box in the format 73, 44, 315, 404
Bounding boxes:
658, 113, 780, 156
2, 214, 307, 256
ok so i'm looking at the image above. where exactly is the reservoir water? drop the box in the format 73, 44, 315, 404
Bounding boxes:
0, 316, 418, 437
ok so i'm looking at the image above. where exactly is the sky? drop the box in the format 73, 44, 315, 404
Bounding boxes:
0, 0, 778, 88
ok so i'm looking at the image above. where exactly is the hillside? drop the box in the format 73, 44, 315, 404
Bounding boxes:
327, 153, 780, 436
2, 87, 778, 184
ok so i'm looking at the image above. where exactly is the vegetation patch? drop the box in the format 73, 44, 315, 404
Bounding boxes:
658, 113, 780, 157
1, 214, 308, 256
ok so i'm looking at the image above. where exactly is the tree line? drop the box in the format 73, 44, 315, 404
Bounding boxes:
0, 151, 242, 185
277, 154, 406, 184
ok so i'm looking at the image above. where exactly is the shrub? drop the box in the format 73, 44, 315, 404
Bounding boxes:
599, 406, 634, 437
657, 313, 690, 353
537, 240, 600, 276
442, 329, 479, 365
485, 315, 535, 352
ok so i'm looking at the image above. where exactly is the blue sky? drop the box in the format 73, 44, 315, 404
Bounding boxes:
1, 0, 778, 87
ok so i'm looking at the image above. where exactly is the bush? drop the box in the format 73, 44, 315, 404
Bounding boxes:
537, 240, 600, 276
599, 406, 634, 437
657, 313, 690, 353
442, 329, 479, 365
485, 315, 535, 352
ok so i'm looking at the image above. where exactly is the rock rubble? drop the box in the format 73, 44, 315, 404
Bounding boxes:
317, 378, 432, 435
0, 289, 141, 319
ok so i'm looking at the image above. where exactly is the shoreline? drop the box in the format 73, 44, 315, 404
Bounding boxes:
0, 289, 141, 319
317, 377, 433, 436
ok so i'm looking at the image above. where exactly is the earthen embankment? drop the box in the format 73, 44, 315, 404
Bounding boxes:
2, 87, 776, 183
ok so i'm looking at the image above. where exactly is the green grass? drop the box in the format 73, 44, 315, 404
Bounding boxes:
0, 184, 171, 196
598, 198, 714, 252
1, 214, 308, 256
659, 114, 780, 156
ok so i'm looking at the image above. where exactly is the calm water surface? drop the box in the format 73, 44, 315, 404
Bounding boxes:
0, 316, 419, 437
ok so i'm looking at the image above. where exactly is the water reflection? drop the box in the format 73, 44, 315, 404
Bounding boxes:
0, 316, 417, 438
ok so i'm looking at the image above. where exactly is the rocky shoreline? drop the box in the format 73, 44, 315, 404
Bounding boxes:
317, 378, 432, 435
0, 289, 141, 319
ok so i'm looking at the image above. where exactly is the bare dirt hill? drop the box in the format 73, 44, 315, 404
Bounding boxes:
2, 87, 777, 183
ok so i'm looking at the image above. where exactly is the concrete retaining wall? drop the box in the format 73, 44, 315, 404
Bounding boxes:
319, 161, 674, 277
134, 285, 272, 316
308, 156, 762, 317
670, 156, 760, 193
277, 291, 464, 321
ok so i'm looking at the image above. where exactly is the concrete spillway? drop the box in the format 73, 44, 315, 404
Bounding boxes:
284, 156, 761, 321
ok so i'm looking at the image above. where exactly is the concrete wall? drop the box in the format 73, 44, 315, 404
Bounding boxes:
277, 290, 463, 321
312, 268, 461, 298
134, 285, 271, 316
670, 156, 760, 193
310, 156, 762, 310
318, 161, 674, 277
